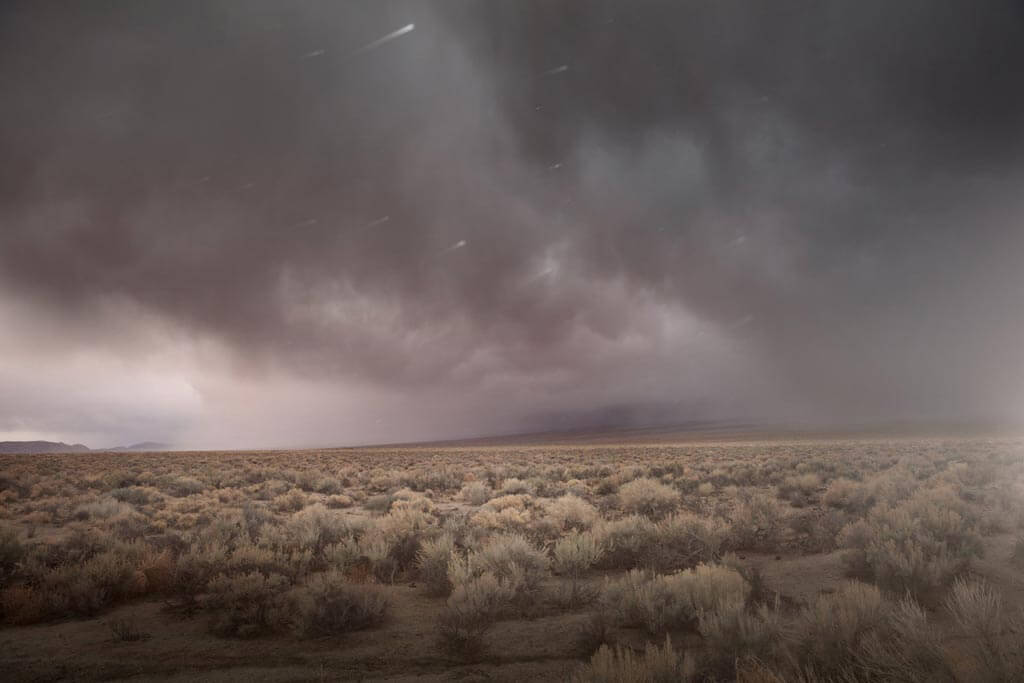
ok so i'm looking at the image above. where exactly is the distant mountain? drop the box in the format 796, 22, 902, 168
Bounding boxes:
0, 440, 175, 454
0, 441, 91, 454
107, 442, 173, 452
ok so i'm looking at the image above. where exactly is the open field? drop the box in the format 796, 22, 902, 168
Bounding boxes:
2, 436, 1024, 681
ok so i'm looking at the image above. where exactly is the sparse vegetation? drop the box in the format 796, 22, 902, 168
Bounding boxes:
617, 477, 681, 518
1, 437, 1022, 680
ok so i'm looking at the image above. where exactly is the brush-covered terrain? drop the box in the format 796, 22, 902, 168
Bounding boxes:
2, 437, 1024, 681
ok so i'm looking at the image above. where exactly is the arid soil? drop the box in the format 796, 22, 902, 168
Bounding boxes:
2, 436, 1023, 681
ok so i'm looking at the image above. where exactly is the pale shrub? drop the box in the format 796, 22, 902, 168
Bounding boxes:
788, 581, 954, 681
698, 602, 787, 679
728, 490, 784, 550
289, 570, 387, 637
416, 533, 456, 596
822, 477, 874, 512
599, 568, 650, 626
322, 528, 392, 581
838, 485, 982, 595
205, 570, 290, 637
868, 467, 920, 507
477, 533, 549, 595
74, 498, 132, 520
272, 488, 308, 512
652, 512, 728, 569
486, 494, 531, 511
602, 563, 749, 634
390, 488, 434, 513
225, 541, 312, 580
855, 597, 954, 683
374, 506, 433, 543
618, 478, 680, 518
470, 506, 531, 531
278, 503, 352, 556
171, 539, 230, 603
777, 473, 821, 506
159, 474, 205, 497
593, 515, 659, 569
573, 636, 689, 683
41, 548, 149, 617
546, 494, 600, 531
565, 478, 590, 497
794, 581, 887, 667
401, 465, 462, 493
500, 478, 533, 495
324, 494, 354, 509
553, 530, 605, 578
109, 486, 162, 506
437, 559, 521, 657
356, 531, 393, 571
459, 481, 492, 506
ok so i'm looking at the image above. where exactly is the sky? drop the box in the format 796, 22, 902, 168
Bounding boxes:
1, 1, 1023, 448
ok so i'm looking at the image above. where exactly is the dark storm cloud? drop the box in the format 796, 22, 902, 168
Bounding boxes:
1, 1, 1023, 444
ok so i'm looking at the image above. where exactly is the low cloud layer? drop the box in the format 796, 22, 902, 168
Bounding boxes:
2, 1, 1023, 447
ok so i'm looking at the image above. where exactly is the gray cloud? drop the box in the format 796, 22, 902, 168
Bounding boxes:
1, 1, 1023, 446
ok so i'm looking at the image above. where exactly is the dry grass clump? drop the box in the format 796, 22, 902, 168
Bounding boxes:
1010, 535, 1024, 569
108, 617, 150, 642
618, 477, 680, 518
573, 636, 690, 683
945, 577, 1024, 681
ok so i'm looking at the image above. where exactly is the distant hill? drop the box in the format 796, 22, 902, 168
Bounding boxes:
0, 441, 91, 454
0, 440, 175, 454
107, 442, 173, 452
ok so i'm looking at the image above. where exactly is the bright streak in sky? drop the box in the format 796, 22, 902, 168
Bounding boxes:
356, 24, 415, 54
